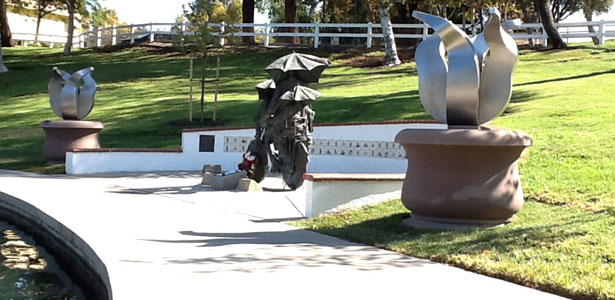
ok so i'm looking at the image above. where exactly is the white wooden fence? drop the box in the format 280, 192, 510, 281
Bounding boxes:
12, 20, 615, 49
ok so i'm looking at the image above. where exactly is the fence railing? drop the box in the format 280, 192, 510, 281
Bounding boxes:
12, 20, 615, 49
11, 32, 80, 48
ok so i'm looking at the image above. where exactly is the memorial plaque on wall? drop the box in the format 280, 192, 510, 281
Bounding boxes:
199, 135, 215, 152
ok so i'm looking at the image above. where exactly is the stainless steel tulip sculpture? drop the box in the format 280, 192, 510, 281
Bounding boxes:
413, 8, 517, 126
41, 67, 103, 163
395, 8, 533, 229
48, 67, 97, 120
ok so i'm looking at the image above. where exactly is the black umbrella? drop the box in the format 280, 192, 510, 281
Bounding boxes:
265, 52, 330, 84
278, 85, 321, 102
255, 79, 276, 101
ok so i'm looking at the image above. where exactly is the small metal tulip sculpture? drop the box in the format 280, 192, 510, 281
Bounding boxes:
48, 67, 97, 120
41, 67, 104, 163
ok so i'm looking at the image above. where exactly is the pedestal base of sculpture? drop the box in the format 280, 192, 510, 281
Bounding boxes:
394, 126, 533, 229
402, 215, 510, 230
40, 120, 104, 163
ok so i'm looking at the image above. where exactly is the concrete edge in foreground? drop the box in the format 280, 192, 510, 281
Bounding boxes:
0, 191, 112, 300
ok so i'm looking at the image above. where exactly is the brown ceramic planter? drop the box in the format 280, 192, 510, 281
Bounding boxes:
40, 120, 104, 163
394, 126, 533, 229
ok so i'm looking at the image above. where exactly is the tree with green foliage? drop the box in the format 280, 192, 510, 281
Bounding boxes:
581, 0, 612, 44
212, 0, 242, 24
183, 0, 236, 122
32, 0, 64, 44
258, 0, 318, 44
183, 0, 225, 55
89, 4, 118, 28
550, 0, 583, 21
259, 0, 318, 24
184, 0, 217, 121
63, 0, 96, 55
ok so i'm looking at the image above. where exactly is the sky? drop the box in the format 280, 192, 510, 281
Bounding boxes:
102, 0, 614, 25
102, 0, 269, 25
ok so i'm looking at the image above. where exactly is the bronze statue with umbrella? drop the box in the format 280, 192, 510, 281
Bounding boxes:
239, 53, 329, 189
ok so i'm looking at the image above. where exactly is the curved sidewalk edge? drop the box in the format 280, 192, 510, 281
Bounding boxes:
0, 190, 112, 300
0, 169, 569, 300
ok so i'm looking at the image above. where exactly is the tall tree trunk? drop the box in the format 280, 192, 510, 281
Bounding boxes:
538, 0, 567, 48
0, 32, 8, 73
391, 1, 409, 46
379, 3, 400, 67
284, 0, 299, 44
63, 0, 75, 55
582, 1, 600, 45
393, 1, 409, 23
1, 0, 14, 47
241, 0, 255, 45
35, 11, 43, 43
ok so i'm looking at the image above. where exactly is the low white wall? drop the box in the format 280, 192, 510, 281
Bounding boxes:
66, 152, 186, 174
183, 128, 256, 171
66, 122, 445, 174
305, 180, 403, 218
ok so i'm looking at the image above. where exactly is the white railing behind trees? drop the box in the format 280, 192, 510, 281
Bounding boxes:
11, 20, 615, 49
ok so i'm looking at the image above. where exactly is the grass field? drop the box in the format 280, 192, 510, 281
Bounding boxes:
2, 43, 615, 299
0, 46, 428, 172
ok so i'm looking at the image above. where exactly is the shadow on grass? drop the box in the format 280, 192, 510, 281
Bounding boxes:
314, 90, 428, 122
0, 136, 47, 171
542, 44, 615, 54
304, 201, 609, 300
319, 210, 590, 257
500, 90, 542, 117
514, 68, 615, 87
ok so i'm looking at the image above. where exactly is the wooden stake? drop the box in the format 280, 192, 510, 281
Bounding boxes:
200, 58, 206, 122
214, 56, 220, 122
189, 58, 193, 122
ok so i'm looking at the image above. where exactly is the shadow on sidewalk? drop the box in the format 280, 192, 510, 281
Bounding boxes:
141, 229, 433, 272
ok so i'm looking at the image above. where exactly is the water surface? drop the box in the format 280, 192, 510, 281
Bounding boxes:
0, 219, 84, 300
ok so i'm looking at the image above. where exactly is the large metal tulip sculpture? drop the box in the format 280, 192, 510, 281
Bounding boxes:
413, 8, 518, 126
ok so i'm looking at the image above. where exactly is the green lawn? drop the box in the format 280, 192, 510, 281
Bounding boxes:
2, 43, 615, 299
0, 46, 428, 172
295, 201, 615, 299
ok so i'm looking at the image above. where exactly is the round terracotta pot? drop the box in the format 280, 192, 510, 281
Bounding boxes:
394, 126, 532, 228
40, 120, 104, 163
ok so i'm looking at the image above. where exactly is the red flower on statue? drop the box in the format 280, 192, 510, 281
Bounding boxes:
238, 151, 258, 178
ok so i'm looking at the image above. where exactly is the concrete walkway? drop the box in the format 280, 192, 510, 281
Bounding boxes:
0, 170, 567, 300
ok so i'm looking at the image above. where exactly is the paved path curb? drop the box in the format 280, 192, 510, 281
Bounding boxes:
0, 170, 568, 299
